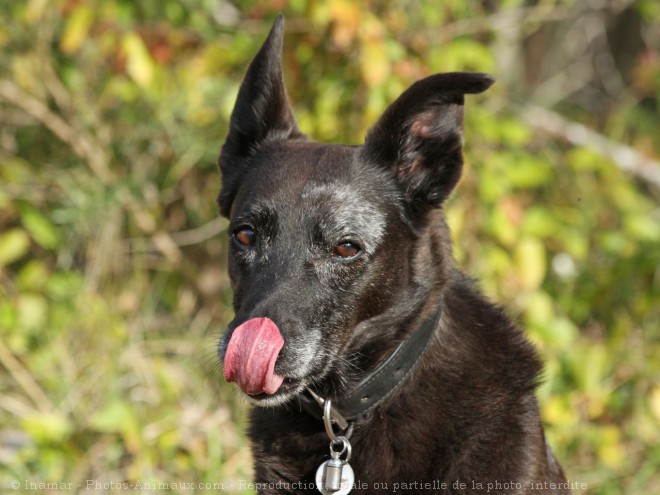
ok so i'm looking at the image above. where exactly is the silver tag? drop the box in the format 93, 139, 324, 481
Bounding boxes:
315, 460, 354, 495
323, 457, 344, 491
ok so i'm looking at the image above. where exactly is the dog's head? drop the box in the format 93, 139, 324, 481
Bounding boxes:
217, 16, 493, 406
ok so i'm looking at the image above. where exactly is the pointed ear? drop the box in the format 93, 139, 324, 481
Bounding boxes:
360, 72, 494, 213
218, 15, 304, 217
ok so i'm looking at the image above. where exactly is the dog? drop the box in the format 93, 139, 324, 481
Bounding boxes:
217, 15, 569, 495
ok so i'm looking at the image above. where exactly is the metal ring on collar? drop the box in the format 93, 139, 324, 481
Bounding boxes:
323, 399, 353, 442
329, 436, 352, 462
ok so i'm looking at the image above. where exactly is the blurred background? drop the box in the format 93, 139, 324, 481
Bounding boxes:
0, 0, 658, 494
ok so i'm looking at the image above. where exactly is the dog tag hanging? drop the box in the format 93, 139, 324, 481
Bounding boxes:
315, 438, 354, 495
323, 453, 345, 491
315, 459, 354, 495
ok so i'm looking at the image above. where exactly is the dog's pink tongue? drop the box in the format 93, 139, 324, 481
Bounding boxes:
224, 318, 285, 395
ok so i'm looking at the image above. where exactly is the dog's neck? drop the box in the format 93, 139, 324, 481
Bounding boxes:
298, 302, 442, 423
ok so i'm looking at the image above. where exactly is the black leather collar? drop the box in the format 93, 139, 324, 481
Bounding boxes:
298, 304, 442, 422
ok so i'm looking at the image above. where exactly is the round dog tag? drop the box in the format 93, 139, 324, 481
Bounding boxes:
315, 460, 354, 495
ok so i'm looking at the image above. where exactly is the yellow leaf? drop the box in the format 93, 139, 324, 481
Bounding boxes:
361, 38, 390, 87
12, 55, 46, 98
359, 16, 390, 88
329, 0, 361, 49
0, 228, 30, 267
515, 237, 546, 291
524, 291, 554, 327
60, 5, 94, 54
650, 386, 660, 422
491, 202, 517, 247
26, 0, 48, 24
22, 412, 72, 444
122, 33, 154, 88
542, 395, 577, 426
18, 293, 48, 329
598, 426, 624, 468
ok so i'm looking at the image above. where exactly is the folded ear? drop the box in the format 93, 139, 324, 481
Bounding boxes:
218, 15, 304, 217
360, 72, 494, 214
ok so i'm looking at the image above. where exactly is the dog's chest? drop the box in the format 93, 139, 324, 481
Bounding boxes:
250, 409, 448, 493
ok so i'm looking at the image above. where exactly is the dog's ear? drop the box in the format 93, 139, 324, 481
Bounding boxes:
361, 72, 494, 213
218, 15, 304, 217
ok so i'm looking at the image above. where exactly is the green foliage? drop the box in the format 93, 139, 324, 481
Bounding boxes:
0, 1, 658, 494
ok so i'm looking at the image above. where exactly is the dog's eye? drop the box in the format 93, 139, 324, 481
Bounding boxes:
234, 228, 256, 247
333, 241, 361, 258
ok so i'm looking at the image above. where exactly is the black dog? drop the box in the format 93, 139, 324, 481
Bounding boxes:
217, 15, 569, 495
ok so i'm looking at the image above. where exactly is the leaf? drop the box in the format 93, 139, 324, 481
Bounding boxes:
542, 395, 577, 426
0, 228, 30, 267
566, 147, 602, 171
122, 32, 155, 88
598, 426, 625, 468
90, 400, 142, 454
524, 291, 555, 328
22, 412, 72, 444
60, 5, 94, 54
582, 344, 608, 397
491, 199, 520, 247
329, 0, 361, 49
360, 37, 389, 87
525, 292, 578, 348
650, 386, 660, 422
505, 156, 554, 189
515, 237, 547, 291
21, 208, 59, 249
498, 119, 532, 147
18, 293, 48, 329
11, 55, 46, 98
521, 207, 560, 238
16, 260, 49, 291
624, 214, 660, 243
547, 317, 579, 348
429, 38, 494, 73
90, 401, 134, 433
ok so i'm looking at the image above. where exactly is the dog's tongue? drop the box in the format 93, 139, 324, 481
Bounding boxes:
224, 318, 285, 395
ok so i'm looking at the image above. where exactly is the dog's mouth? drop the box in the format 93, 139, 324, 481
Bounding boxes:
245, 376, 306, 402
222, 317, 331, 405
223, 317, 286, 395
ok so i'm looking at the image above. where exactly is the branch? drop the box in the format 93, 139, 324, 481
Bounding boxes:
433, 0, 636, 42
0, 82, 185, 265
127, 216, 228, 255
0, 338, 54, 414
520, 105, 660, 188
169, 216, 228, 246
0, 79, 113, 183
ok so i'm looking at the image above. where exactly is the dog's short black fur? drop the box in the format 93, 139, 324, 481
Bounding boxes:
217, 16, 569, 495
